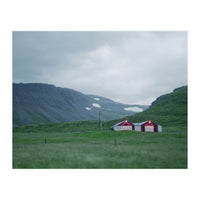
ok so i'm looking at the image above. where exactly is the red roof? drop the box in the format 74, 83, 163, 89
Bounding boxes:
142, 120, 156, 126
118, 120, 133, 126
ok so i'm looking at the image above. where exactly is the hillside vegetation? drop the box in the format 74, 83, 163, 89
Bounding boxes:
107, 86, 187, 128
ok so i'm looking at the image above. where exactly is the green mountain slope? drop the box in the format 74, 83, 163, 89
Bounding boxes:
107, 86, 187, 128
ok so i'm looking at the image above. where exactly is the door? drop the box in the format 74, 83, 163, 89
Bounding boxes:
145, 125, 154, 132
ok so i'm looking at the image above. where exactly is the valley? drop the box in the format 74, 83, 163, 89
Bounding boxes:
13, 85, 187, 169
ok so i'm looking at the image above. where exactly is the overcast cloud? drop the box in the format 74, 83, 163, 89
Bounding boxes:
13, 31, 187, 105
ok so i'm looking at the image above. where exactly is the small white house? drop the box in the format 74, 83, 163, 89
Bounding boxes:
111, 120, 134, 131
133, 120, 162, 132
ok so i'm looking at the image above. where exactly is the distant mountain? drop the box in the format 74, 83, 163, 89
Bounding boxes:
108, 85, 187, 127
13, 83, 148, 126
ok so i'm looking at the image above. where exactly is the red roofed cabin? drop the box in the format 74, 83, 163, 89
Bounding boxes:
133, 120, 162, 132
111, 120, 135, 131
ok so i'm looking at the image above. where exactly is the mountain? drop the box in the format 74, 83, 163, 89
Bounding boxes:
108, 85, 187, 127
13, 83, 148, 126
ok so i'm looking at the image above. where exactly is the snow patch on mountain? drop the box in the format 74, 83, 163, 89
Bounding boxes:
124, 107, 143, 112
94, 97, 100, 101
92, 103, 101, 108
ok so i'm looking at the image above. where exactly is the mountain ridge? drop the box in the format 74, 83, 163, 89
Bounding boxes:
13, 83, 148, 126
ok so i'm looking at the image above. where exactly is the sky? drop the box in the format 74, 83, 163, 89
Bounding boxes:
13, 31, 187, 105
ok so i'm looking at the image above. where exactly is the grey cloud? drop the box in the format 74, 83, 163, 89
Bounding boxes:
13, 31, 187, 105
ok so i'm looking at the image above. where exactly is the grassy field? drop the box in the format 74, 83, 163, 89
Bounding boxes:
12, 86, 187, 168
13, 124, 187, 169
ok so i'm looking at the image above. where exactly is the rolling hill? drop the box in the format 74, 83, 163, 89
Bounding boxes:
13, 83, 148, 126
108, 85, 187, 127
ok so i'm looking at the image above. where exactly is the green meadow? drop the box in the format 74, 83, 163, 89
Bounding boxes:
13, 86, 187, 169
13, 122, 187, 169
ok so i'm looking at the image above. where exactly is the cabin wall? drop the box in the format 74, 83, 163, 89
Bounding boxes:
113, 126, 133, 131
135, 126, 141, 132
133, 124, 162, 132
145, 126, 154, 132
